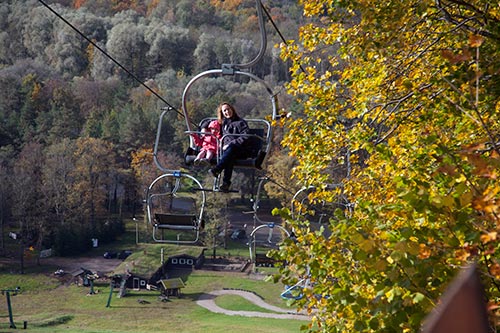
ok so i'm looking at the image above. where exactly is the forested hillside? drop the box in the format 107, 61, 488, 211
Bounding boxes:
0, 0, 300, 255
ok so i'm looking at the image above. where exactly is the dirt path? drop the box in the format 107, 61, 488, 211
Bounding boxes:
196, 289, 310, 321
36, 256, 123, 275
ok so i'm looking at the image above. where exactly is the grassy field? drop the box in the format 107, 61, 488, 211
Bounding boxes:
0, 218, 309, 333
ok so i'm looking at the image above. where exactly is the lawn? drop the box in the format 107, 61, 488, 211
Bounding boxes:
0, 271, 307, 333
0, 218, 309, 333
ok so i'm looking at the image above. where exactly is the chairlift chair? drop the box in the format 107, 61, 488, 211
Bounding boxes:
180, 0, 278, 177
145, 171, 206, 244
184, 117, 272, 170
248, 222, 290, 268
181, 71, 277, 174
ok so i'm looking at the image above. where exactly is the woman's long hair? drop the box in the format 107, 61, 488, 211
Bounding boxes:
216, 102, 238, 124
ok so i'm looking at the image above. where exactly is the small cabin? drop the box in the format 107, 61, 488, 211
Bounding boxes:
158, 278, 186, 298
149, 253, 205, 285
124, 273, 149, 290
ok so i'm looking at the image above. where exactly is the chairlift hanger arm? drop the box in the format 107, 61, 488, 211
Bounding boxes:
181, 69, 278, 133
153, 108, 200, 172
181, 0, 276, 133
222, 0, 267, 71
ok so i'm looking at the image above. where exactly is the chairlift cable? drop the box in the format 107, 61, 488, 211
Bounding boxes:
263, 176, 297, 197
260, 2, 307, 74
36, 0, 187, 120
260, 3, 286, 49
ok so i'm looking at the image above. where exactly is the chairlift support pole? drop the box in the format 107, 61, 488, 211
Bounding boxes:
2, 287, 20, 329
106, 281, 114, 308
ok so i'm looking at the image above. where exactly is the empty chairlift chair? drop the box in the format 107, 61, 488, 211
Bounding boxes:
146, 172, 206, 244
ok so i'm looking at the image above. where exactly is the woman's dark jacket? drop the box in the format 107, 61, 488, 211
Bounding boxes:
222, 115, 258, 156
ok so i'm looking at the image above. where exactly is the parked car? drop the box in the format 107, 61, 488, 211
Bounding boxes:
231, 229, 246, 240
103, 251, 117, 259
118, 250, 132, 259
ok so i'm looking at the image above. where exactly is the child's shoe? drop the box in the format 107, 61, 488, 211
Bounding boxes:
198, 158, 210, 166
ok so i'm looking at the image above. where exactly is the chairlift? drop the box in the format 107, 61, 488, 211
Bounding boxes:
248, 222, 290, 268
181, 0, 278, 177
145, 0, 275, 241
145, 171, 205, 244
242, 177, 290, 265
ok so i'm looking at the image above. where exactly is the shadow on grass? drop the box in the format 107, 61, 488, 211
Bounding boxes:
106, 305, 167, 309
181, 292, 204, 302
30, 315, 74, 328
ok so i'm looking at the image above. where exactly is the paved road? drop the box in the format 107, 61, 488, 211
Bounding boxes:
196, 289, 310, 321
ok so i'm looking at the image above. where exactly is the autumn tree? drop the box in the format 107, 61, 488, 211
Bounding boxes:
144, 20, 196, 76
277, 0, 500, 332
47, 85, 84, 143
11, 142, 46, 256
42, 138, 76, 233
201, 193, 230, 256
69, 137, 121, 244
130, 147, 156, 200
105, 19, 148, 83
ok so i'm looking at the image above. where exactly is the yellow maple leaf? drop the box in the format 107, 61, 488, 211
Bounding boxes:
455, 249, 470, 261
480, 231, 498, 244
490, 263, 500, 279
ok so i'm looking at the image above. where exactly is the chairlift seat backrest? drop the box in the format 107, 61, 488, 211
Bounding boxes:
154, 213, 198, 230
235, 127, 265, 169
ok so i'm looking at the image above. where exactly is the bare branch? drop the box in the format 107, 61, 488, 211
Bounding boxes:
435, 0, 499, 40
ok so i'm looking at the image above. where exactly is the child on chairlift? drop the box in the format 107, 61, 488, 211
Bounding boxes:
191, 120, 221, 166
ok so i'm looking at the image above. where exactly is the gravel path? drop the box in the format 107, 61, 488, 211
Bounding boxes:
196, 289, 310, 321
